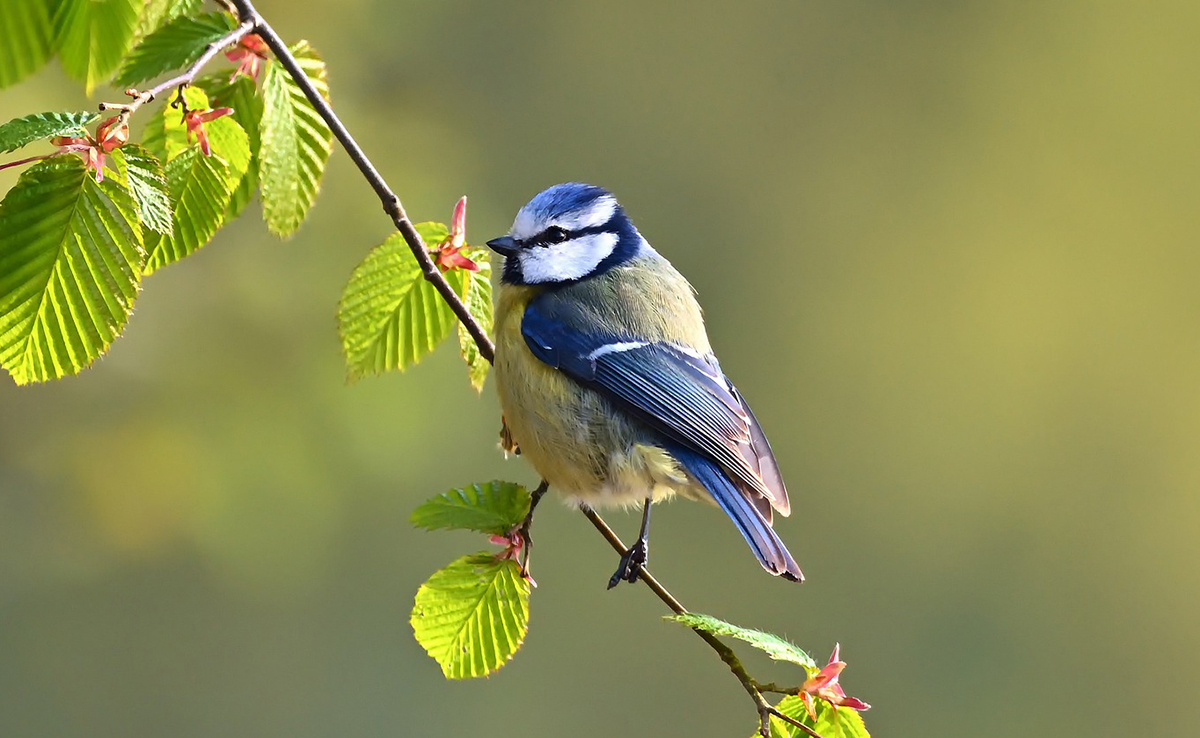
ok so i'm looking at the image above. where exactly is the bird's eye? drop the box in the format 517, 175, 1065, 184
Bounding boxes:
541, 226, 569, 245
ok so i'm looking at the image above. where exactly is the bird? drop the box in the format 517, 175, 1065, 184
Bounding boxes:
486, 183, 802, 586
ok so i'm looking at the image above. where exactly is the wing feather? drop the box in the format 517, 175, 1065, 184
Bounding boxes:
522, 302, 789, 514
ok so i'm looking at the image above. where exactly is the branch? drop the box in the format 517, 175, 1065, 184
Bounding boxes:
1, 20, 254, 172
98, 20, 256, 126
580, 505, 821, 738
227, 0, 494, 360
223, 2, 815, 736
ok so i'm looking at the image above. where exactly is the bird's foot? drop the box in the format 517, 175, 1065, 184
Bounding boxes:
607, 538, 648, 589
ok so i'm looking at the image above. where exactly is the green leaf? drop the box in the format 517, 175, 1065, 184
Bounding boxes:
446, 248, 493, 392
338, 224, 459, 380
196, 73, 262, 219
140, 87, 250, 272
411, 553, 531, 679
0, 0, 54, 89
143, 115, 250, 274
417, 222, 450, 244
0, 156, 144, 384
411, 481, 530, 536
766, 696, 871, 738
666, 613, 816, 669
0, 111, 98, 154
134, 0, 204, 41
54, 0, 142, 93
112, 145, 173, 235
259, 41, 333, 238
114, 12, 236, 88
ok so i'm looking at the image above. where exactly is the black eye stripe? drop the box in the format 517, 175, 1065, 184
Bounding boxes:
517, 223, 611, 249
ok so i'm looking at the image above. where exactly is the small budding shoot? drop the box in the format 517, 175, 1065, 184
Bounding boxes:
225, 34, 270, 82
184, 106, 234, 156
50, 115, 130, 182
799, 643, 871, 720
488, 532, 524, 561
434, 196, 481, 272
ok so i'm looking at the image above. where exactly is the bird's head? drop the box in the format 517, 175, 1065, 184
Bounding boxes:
487, 183, 645, 286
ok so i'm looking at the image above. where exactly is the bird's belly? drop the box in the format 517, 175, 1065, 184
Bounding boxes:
496, 347, 694, 508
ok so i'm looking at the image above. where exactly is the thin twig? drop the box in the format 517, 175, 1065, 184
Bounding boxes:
222, 2, 816, 735
227, 0, 495, 360
99, 20, 256, 127
578, 504, 822, 738
577, 504, 686, 613
767, 706, 824, 738
756, 681, 803, 695
1, 20, 254, 172
516, 480, 548, 580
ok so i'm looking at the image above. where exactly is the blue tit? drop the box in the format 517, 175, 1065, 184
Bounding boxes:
487, 183, 802, 586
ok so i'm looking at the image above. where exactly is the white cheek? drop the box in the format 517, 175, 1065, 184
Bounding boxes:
518, 232, 619, 283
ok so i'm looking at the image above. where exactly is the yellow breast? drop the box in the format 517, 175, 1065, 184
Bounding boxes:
492, 258, 710, 507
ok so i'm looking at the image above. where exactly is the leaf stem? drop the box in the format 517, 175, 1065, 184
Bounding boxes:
222, 3, 816, 735
227, 0, 495, 361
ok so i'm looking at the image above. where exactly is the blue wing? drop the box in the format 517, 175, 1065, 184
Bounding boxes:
520, 300, 790, 518
666, 443, 801, 581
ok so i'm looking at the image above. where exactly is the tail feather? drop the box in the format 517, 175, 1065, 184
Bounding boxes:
669, 445, 803, 582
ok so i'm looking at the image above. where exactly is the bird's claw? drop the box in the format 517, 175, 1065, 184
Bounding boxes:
607, 538, 648, 589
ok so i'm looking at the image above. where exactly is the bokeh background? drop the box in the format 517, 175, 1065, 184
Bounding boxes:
2, 1, 1198, 736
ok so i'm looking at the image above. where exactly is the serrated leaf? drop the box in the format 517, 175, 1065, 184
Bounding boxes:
114, 12, 236, 88
197, 73, 262, 219
259, 42, 333, 238
0, 156, 144, 384
338, 225, 459, 380
411, 553, 531, 680
111, 145, 173, 235
411, 481, 530, 536
54, 0, 141, 93
143, 116, 250, 274
417, 222, 450, 244
666, 613, 816, 669
446, 248, 493, 392
765, 696, 871, 738
0, 0, 54, 89
0, 111, 98, 154
134, 0, 204, 40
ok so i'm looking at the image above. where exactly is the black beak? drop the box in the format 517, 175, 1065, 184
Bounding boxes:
486, 236, 519, 256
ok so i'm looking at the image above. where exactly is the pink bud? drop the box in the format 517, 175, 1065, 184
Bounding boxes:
800, 644, 870, 715
450, 196, 468, 248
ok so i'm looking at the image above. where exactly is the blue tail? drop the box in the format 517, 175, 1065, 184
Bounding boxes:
668, 445, 803, 582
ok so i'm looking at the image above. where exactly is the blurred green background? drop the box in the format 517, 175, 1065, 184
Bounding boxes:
3, 1, 1198, 736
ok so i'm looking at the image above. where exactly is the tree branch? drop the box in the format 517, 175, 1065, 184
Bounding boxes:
580, 504, 820, 738
227, 0, 494, 360
224, 2, 815, 736
98, 20, 257, 125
